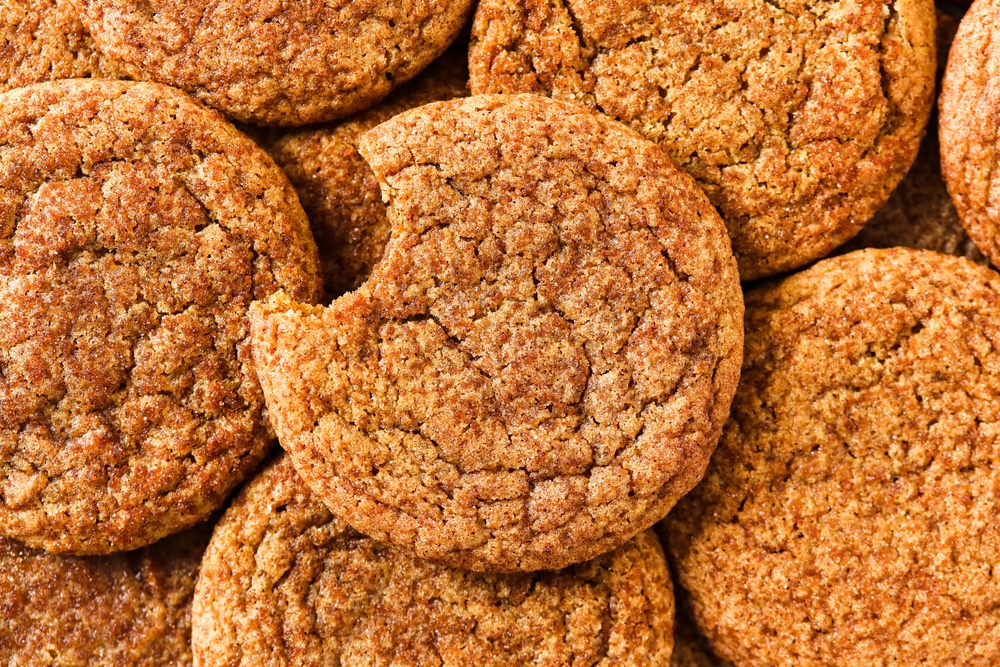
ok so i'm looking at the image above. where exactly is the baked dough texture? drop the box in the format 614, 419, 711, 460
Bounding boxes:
0, 522, 210, 666
251, 49, 470, 299
193, 454, 676, 667
940, 0, 1000, 267
249, 94, 743, 572
0, 80, 322, 554
76, 0, 474, 126
470, 0, 936, 280
665, 248, 1000, 666
0, 0, 116, 93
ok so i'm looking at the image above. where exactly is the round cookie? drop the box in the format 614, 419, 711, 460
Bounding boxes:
193, 453, 676, 666
0, 0, 117, 93
470, 0, 937, 280
664, 248, 1000, 665
250, 49, 470, 299
75, 0, 474, 126
249, 94, 743, 572
1, 522, 210, 665
0, 80, 322, 554
941, 0, 1000, 266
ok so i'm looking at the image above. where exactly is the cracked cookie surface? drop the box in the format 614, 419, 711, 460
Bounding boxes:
469, 0, 936, 280
0, 80, 322, 554
193, 453, 675, 666
75, 0, 474, 126
249, 94, 743, 572
1, 0, 117, 93
664, 248, 1000, 666
0, 523, 210, 666
940, 0, 1000, 267
250, 48, 470, 299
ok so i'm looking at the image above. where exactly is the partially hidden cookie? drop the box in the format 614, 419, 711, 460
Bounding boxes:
193, 453, 675, 666
840, 120, 985, 263
0, 80, 322, 554
0, 0, 117, 93
251, 49, 470, 298
1, 522, 211, 665
664, 248, 1000, 665
470, 0, 937, 280
249, 94, 743, 572
941, 0, 1000, 266
843, 9, 984, 263
75, 0, 474, 126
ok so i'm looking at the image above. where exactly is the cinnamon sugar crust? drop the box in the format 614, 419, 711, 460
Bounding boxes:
665, 248, 1000, 665
0, 80, 322, 554
193, 454, 676, 666
249, 94, 743, 571
470, 0, 936, 280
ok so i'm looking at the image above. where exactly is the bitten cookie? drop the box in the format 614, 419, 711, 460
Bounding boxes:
250, 94, 743, 572
251, 49, 470, 298
75, 0, 474, 126
664, 248, 1000, 666
941, 0, 1000, 266
470, 0, 936, 280
0, 522, 210, 665
0, 80, 322, 554
193, 454, 676, 666
1, 0, 117, 93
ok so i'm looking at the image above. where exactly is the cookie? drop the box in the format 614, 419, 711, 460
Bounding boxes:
664, 248, 1000, 665
0, 0, 116, 93
1, 522, 210, 665
469, 0, 936, 280
249, 94, 743, 572
75, 0, 474, 126
0, 80, 322, 554
940, 0, 1000, 266
250, 49, 470, 298
193, 453, 676, 666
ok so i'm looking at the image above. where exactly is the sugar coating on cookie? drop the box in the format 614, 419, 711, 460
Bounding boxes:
941, 0, 1000, 267
0, 0, 116, 93
250, 94, 743, 572
0, 80, 322, 554
665, 248, 1000, 666
0, 523, 210, 665
670, 607, 735, 667
251, 49, 470, 298
193, 454, 675, 666
470, 0, 936, 280
76, 0, 474, 126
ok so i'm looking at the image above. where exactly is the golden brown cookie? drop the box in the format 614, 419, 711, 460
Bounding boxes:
0, 0, 117, 93
193, 454, 676, 666
664, 248, 1000, 666
0, 80, 322, 554
75, 0, 474, 126
470, 0, 936, 280
0, 522, 210, 665
940, 0, 1000, 266
249, 94, 743, 572
251, 49, 470, 299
